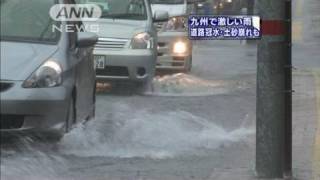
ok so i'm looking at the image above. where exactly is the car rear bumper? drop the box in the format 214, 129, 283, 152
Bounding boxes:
0, 81, 70, 131
93, 49, 156, 83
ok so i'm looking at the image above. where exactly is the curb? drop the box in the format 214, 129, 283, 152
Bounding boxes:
312, 70, 320, 180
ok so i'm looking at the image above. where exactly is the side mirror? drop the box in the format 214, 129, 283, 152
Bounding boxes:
77, 32, 98, 48
153, 10, 169, 22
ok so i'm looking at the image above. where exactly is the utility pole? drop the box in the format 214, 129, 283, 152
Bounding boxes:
256, 0, 292, 178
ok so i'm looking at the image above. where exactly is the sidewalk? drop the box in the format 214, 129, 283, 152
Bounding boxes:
292, 70, 319, 180
204, 71, 319, 180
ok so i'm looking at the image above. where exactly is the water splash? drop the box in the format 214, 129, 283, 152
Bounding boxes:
59, 103, 254, 158
1, 147, 67, 180
146, 73, 228, 97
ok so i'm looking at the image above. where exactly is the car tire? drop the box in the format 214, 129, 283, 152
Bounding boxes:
65, 96, 76, 133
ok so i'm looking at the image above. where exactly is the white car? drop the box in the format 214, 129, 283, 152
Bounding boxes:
151, 0, 193, 72
78, 0, 169, 90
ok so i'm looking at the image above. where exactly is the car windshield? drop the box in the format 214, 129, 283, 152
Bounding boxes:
0, 0, 60, 43
77, 0, 147, 20
150, 0, 184, 4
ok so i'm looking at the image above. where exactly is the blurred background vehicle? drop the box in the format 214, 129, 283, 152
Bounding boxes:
212, 0, 242, 15
194, 0, 212, 15
151, 0, 193, 72
0, 0, 98, 134
191, 0, 248, 15
77, 0, 168, 91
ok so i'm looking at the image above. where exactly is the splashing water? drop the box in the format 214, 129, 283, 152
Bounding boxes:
59, 103, 254, 158
146, 73, 229, 97
1, 147, 68, 180
1, 103, 254, 180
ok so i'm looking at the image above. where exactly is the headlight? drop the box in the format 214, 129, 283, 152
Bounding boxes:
22, 60, 62, 88
173, 41, 187, 54
130, 32, 153, 49
164, 16, 187, 31
197, 3, 204, 8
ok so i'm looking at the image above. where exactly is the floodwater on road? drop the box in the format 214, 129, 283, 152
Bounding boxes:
2, 0, 320, 178
1, 69, 256, 180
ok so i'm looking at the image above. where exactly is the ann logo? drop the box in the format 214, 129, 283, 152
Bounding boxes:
50, 4, 102, 21
56, 6, 94, 19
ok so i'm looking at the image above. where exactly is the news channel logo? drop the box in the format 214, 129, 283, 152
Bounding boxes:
49, 4, 102, 33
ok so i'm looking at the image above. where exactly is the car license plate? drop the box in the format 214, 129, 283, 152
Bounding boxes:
94, 55, 106, 69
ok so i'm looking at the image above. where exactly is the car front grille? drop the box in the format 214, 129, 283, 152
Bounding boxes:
157, 42, 169, 56
158, 42, 166, 47
0, 82, 13, 92
96, 66, 129, 77
95, 38, 129, 50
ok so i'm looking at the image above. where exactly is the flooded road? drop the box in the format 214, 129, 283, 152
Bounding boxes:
1, 0, 320, 178
1, 40, 257, 180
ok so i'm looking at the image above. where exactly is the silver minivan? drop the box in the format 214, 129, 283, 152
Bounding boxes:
77, 0, 169, 89
0, 0, 98, 134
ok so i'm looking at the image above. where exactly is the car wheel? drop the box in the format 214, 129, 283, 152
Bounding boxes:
65, 96, 76, 133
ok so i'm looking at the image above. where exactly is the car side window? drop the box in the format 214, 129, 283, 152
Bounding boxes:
127, 0, 145, 14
